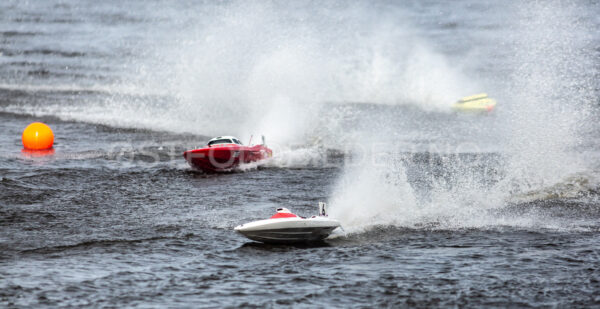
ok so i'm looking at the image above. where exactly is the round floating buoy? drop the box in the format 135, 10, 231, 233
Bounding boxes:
22, 122, 54, 150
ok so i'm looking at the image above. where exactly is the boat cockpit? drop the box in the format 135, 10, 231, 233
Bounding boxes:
207, 136, 243, 147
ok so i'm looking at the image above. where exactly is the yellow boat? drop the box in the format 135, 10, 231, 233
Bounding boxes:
452, 93, 496, 112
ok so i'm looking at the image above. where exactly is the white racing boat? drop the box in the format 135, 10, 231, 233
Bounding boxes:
234, 202, 341, 244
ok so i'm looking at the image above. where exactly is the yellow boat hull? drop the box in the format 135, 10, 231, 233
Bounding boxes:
452, 93, 496, 112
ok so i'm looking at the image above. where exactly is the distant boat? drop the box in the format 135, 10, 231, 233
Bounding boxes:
183, 136, 272, 172
452, 93, 496, 112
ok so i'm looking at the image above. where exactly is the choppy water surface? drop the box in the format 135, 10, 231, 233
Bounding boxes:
1, 0, 600, 307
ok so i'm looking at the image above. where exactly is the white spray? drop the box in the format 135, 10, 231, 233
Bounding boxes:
329, 0, 598, 232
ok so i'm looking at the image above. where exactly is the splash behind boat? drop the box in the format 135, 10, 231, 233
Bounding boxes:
183, 136, 272, 172
234, 203, 341, 244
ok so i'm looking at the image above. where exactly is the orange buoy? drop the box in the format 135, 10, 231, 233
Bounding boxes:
22, 122, 54, 150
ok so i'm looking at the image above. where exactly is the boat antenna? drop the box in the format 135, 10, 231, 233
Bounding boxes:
318, 202, 327, 216
248, 135, 253, 146
262, 135, 266, 146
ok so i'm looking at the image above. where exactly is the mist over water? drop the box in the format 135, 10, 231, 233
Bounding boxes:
2, 1, 600, 307
501, 1, 595, 195
2, 1, 597, 231
0, 1, 597, 229
2, 1, 475, 143
328, 0, 600, 232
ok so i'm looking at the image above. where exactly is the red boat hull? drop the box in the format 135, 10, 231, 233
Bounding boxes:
183, 144, 273, 172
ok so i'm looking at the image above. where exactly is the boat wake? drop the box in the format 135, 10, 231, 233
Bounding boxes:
328, 151, 600, 234
506, 173, 600, 204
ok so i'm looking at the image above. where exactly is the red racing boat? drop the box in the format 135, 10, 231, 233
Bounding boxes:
183, 136, 273, 172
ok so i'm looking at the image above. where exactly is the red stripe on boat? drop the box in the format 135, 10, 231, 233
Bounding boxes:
270, 213, 298, 219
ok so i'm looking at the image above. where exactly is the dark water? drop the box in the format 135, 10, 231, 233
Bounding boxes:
2, 0, 600, 307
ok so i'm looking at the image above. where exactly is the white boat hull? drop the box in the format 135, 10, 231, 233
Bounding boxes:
234, 217, 340, 243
